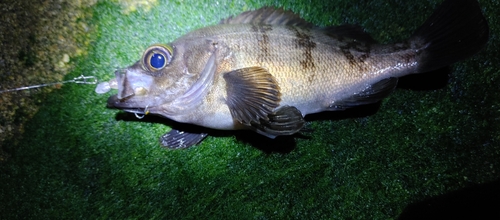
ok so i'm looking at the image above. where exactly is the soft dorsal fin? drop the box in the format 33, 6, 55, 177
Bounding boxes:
321, 24, 378, 44
220, 7, 314, 27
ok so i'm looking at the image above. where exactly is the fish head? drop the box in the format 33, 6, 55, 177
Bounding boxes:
106, 41, 217, 118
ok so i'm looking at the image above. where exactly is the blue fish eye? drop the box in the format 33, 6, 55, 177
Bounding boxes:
143, 45, 173, 71
150, 53, 166, 69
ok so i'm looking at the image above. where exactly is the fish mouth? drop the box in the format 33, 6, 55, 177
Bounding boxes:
107, 94, 135, 109
97, 75, 136, 109
104, 70, 137, 109
106, 94, 149, 114
104, 68, 155, 111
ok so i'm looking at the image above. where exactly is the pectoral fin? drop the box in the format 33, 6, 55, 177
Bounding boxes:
160, 129, 208, 149
223, 67, 281, 125
224, 67, 305, 137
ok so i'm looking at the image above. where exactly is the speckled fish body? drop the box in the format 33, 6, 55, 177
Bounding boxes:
104, 0, 488, 149
177, 24, 409, 119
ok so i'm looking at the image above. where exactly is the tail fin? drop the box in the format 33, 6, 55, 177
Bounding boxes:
411, 0, 489, 73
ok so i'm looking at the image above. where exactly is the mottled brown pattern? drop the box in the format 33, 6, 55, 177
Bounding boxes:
338, 37, 371, 72
251, 24, 272, 64
400, 53, 417, 66
391, 43, 416, 64
392, 42, 411, 50
289, 26, 317, 83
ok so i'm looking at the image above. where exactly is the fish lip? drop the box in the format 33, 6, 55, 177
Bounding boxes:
106, 94, 125, 108
115, 69, 134, 100
106, 94, 148, 114
107, 94, 136, 109
107, 67, 157, 110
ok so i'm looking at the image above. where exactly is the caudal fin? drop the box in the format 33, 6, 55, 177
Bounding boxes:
411, 0, 489, 73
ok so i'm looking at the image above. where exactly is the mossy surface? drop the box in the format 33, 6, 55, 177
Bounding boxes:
1, 0, 499, 219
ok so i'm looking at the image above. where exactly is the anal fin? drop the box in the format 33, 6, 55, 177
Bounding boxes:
330, 77, 398, 110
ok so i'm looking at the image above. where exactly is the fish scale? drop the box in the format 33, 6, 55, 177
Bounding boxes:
103, 0, 488, 149
192, 24, 408, 114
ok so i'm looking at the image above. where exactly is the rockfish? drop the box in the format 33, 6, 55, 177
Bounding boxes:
99, 0, 488, 149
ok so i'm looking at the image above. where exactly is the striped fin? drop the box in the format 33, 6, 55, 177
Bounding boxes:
220, 7, 314, 27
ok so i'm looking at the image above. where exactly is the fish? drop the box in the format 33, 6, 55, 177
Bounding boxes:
100, 0, 488, 149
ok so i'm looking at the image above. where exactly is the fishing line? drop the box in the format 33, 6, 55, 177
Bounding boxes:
0, 75, 99, 94
0, 74, 150, 119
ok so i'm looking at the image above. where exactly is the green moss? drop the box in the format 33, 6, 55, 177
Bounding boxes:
2, 0, 500, 219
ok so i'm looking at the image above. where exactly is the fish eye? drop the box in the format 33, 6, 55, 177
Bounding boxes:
142, 44, 173, 71
150, 53, 166, 69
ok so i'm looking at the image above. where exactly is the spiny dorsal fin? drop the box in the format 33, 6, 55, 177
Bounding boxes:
220, 7, 314, 27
